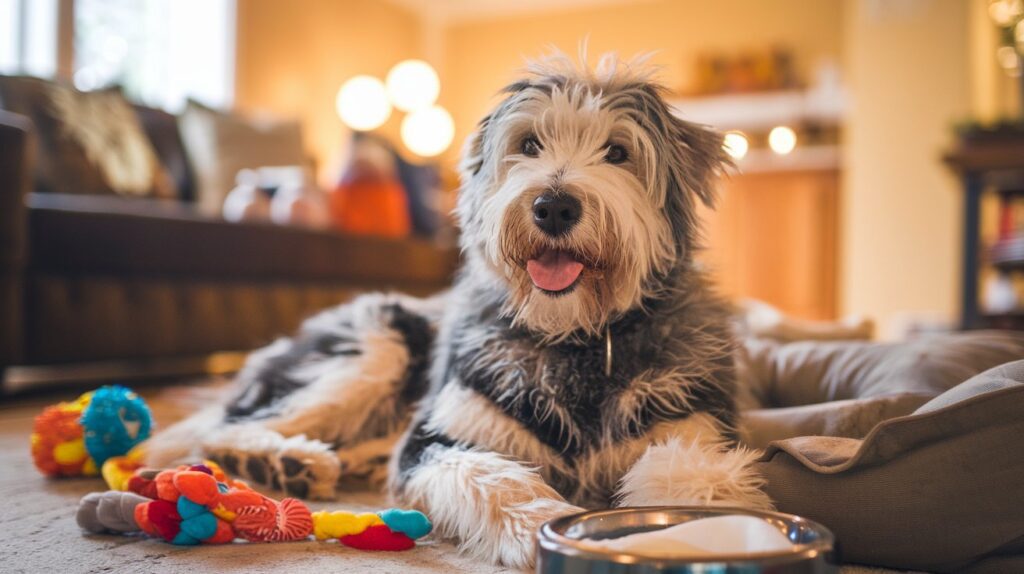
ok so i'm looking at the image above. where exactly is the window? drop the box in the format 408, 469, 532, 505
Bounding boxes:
74, 0, 235, 111
0, 0, 59, 77
0, 0, 234, 111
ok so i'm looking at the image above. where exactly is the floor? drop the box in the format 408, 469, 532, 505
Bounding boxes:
0, 379, 901, 574
0, 380, 510, 574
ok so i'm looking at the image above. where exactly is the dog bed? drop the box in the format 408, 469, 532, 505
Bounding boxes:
740, 332, 1024, 573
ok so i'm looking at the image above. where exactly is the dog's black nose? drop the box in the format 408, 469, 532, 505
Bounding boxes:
532, 192, 581, 237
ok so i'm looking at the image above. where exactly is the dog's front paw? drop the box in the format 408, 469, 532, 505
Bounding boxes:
492, 499, 583, 569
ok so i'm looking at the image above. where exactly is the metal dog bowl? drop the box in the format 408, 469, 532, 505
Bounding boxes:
536, 506, 837, 574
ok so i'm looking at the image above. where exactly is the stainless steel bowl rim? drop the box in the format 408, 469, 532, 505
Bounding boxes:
538, 505, 836, 566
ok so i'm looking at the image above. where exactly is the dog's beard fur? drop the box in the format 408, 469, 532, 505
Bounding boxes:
456, 52, 729, 342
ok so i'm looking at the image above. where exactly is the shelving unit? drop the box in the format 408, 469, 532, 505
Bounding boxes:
944, 129, 1024, 330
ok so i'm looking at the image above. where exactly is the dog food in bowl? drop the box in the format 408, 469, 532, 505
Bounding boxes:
536, 506, 837, 573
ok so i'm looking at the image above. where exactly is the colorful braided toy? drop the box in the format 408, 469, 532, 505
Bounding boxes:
77, 461, 432, 551
31, 385, 153, 477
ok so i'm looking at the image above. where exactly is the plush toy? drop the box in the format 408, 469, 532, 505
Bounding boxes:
77, 462, 431, 551
31, 385, 153, 477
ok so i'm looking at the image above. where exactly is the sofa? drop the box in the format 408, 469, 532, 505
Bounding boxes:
0, 87, 458, 392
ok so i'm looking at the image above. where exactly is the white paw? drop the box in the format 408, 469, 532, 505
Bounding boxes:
488, 499, 583, 569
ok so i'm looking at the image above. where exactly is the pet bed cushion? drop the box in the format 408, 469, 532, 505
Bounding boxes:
739, 331, 1024, 447
755, 359, 1024, 573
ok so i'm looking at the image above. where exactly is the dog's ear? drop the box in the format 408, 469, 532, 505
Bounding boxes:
631, 84, 730, 211
666, 116, 731, 210
458, 114, 489, 181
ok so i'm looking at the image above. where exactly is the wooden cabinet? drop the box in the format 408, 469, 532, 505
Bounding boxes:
699, 169, 839, 320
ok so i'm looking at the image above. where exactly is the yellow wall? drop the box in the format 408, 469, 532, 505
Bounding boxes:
441, 0, 843, 165
840, 0, 970, 338
235, 0, 422, 185
234, 0, 988, 338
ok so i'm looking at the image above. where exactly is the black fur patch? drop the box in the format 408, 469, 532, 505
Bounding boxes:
223, 298, 436, 426
385, 303, 435, 406
225, 331, 358, 421
396, 419, 456, 479
281, 456, 305, 477
246, 456, 269, 485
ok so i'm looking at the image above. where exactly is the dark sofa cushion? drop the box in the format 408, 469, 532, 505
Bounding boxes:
134, 104, 196, 201
25, 192, 458, 286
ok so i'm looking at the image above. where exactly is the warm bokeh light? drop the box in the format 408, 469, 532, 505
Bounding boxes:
336, 75, 391, 131
768, 126, 797, 155
386, 59, 441, 112
401, 105, 455, 157
723, 131, 749, 159
997, 45, 1022, 75
989, 0, 1022, 27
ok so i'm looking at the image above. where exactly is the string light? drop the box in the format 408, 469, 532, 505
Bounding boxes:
336, 76, 391, 131
723, 131, 749, 159
401, 105, 455, 157
386, 60, 441, 112
768, 126, 797, 155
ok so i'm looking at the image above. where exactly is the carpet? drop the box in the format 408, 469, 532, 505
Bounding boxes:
0, 379, 907, 573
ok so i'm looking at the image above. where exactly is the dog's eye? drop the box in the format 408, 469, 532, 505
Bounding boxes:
605, 144, 628, 164
521, 136, 542, 158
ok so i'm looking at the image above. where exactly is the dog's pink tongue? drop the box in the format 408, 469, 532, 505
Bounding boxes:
527, 250, 584, 292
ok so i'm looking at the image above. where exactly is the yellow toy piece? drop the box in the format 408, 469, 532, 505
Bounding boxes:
311, 510, 385, 540
101, 446, 146, 491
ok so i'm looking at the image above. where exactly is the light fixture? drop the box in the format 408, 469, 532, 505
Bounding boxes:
997, 45, 1022, 76
401, 105, 455, 157
386, 60, 441, 112
989, 0, 1022, 27
336, 75, 391, 131
768, 126, 797, 155
722, 131, 749, 160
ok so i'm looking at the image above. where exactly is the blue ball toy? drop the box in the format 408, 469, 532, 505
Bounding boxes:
80, 385, 154, 465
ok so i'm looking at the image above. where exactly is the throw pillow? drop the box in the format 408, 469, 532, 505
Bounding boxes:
178, 100, 306, 215
0, 75, 174, 198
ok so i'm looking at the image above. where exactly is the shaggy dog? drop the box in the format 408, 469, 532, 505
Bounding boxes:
146, 52, 772, 569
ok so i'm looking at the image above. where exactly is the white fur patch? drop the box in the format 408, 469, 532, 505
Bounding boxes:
425, 383, 573, 479
400, 444, 582, 569
617, 434, 773, 510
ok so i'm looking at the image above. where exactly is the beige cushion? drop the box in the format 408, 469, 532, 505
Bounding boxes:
756, 360, 1024, 573
0, 76, 173, 198
739, 331, 1024, 449
742, 331, 1024, 408
179, 101, 306, 214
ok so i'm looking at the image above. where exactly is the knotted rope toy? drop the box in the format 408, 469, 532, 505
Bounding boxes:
31, 385, 153, 477
77, 461, 432, 550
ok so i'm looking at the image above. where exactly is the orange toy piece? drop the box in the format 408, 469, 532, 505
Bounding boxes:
78, 462, 430, 550
31, 393, 97, 477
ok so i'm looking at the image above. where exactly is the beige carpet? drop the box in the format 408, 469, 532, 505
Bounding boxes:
0, 380, 905, 573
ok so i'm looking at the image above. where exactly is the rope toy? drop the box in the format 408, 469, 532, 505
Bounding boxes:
31, 385, 153, 477
77, 461, 431, 550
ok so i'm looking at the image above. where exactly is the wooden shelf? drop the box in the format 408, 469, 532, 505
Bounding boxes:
944, 133, 1024, 173
979, 311, 1024, 330
991, 237, 1024, 271
669, 88, 845, 131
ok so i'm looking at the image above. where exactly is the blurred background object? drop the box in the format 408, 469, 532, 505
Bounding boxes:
1, 0, 1023, 389
330, 133, 411, 238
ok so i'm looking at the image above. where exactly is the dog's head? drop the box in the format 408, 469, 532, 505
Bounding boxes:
456, 52, 729, 341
